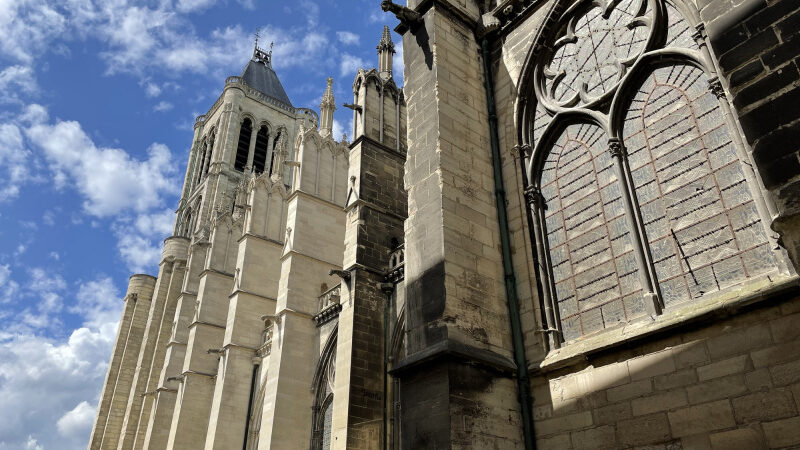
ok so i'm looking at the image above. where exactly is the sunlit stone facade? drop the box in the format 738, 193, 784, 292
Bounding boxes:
91, 0, 800, 447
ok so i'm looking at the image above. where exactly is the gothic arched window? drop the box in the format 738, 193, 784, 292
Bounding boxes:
523, 0, 782, 344
204, 132, 215, 177
269, 131, 282, 176
235, 118, 253, 172
195, 140, 208, 186
253, 125, 270, 174
311, 328, 337, 450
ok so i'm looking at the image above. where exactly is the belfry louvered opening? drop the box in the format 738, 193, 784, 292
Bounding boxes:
253, 125, 270, 174
522, 0, 783, 345
235, 118, 253, 172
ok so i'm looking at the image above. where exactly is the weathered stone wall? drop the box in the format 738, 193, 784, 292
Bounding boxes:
701, 0, 800, 268
487, 0, 800, 447
398, 1, 523, 447
530, 293, 800, 449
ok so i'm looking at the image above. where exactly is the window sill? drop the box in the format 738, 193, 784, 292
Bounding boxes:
532, 274, 800, 374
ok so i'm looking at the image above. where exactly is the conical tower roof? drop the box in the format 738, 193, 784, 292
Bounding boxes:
240, 44, 293, 108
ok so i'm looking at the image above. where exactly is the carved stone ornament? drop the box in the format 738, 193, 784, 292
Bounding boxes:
380, 0, 423, 29
536, 0, 656, 109
707, 76, 726, 99
608, 138, 626, 158
523, 185, 543, 207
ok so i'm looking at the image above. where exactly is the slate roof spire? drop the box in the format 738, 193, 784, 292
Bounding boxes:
240, 38, 292, 107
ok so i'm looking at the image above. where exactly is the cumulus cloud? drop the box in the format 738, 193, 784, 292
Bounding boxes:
0, 65, 38, 103
0, 0, 68, 64
57, 401, 96, 442
144, 82, 162, 98
0, 264, 20, 304
0, 123, 32, 200
175, 0, 218, 13
340, 53, 368, 77
26, 114, 179, 217
153, 101, 173, 112
114, 230, 163, 273
3, 104, 181, 272
336, 31, 360, 46
0, 278, 121, 449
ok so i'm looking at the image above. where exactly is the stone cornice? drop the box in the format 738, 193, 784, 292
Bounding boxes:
390, 338, 516, 375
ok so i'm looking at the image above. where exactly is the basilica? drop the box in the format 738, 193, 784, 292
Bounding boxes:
90, 0, 800, 448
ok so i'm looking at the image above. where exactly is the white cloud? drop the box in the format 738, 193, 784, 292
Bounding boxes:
175, 0, 218, 13
0, 273, 122, 450
340, 53, 368, 77
0, 264, 20, 304
24, 436, 43, 450
0, 0, 68, 64
153, 101, 173, 112
70, 276, 121, 329
0, 123, 32, 200
135, 208, 175, 237
115, 230, 162, 273
144, 82, 162, 97
26, 114, 179, 217
57, 401, 96, 442
0, 65, 38, 103
0, 312, 119, 449
336, 31, 360, 46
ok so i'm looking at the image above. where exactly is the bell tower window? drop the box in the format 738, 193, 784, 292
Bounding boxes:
253, 126, 270, 174
235, 118, 253, 172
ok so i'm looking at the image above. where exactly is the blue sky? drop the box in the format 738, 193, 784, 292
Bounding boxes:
0, 1, 400, 448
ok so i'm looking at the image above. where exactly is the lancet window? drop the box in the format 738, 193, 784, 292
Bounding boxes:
269, 131, 282, 177
523, 0, 782, 344
311, 329, 337, 450
253, 125, 270, 174
235, 118, 253, 172
204, 132, 215, 177
195, 140, 208, 186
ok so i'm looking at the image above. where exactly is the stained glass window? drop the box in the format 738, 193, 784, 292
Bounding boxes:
540, 123, 644, 340
527, 0, 780, 343
622, 64, 775, 307
542, 0, 652, 106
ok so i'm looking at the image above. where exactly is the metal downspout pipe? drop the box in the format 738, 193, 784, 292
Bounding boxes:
480, 38, 537, 450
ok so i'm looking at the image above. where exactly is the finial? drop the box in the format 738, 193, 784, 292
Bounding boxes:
269, 42, 274, 56
377, 25, 395, 53
254, 27, 260, 48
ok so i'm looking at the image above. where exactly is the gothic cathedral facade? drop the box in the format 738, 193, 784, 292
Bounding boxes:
91, 0, 800, 448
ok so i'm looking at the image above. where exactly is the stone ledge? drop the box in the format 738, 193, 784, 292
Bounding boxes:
390, 338, 517, 375
533, 274, 800, 373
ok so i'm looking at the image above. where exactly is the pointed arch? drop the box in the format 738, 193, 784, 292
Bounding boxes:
310, 323, 338, 450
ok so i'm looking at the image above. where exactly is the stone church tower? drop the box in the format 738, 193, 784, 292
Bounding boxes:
90, 0, 800, 447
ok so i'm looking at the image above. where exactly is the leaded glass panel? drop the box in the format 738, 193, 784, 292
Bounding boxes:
542, 0, 653, 106
541, 123, 643, 341
664, 2, 700, 50
622, 64, 777, 307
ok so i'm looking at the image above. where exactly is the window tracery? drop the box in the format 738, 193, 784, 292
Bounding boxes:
524, 0, 781, 345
